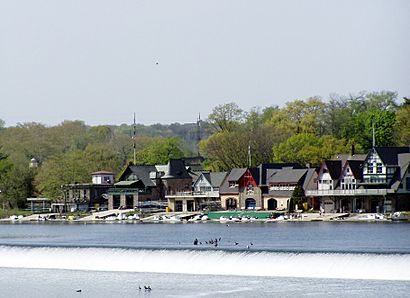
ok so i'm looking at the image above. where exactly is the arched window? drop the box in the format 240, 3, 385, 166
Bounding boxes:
245, 198, 256, 209
267, 199, 277, 210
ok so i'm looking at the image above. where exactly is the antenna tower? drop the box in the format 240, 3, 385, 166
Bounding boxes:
133, 113, 137, 165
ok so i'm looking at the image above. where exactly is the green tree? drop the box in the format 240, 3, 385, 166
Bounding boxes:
207, 102, 244, 132
136, 137, 185, 165
365, 91, 399, 111
86, 125, 114, 144
200, 125, 288, 171
48, 120, 88, 152
289, 185, 306, 212
0, 156, 35, 209
265, 98, 326, 136
273, 134, 351, 167
394, 98, 410, 146
350, 110, 396, 150
35, 145, 122, 199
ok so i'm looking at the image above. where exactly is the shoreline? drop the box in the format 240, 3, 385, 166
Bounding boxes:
0, 210, 408, 223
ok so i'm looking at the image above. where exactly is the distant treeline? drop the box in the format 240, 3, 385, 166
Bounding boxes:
0, 90, 409, 207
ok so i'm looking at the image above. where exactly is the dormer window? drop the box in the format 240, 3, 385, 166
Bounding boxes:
229, 181, 237, 188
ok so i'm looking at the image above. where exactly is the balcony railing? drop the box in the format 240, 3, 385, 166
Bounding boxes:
165, 191, 220, 198
107, 188, 151, 195
306, 188, 395, 196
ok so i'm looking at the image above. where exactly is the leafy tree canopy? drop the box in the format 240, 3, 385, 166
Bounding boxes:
273, 134, 352, 167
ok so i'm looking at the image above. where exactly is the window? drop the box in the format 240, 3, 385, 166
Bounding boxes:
376, 163, 383, 174
367, 165, 374, 174
387, 168, 395, 174
229, 181, 236, 188
200, 186, 212, 192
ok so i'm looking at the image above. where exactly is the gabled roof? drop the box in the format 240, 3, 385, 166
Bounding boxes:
194, 172, 228, 189
127, 165, 158, 187
249, 168, 260, 185
391, 153, 410, 190
324, 160, 342, 179
219, 168, 249, 194
346, 160, 364, 180
398, 153, 410, 178
331, 154, 366, 181
374, 147, 410, 166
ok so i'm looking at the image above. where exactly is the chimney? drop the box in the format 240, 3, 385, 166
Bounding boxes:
351, 143, 355, 156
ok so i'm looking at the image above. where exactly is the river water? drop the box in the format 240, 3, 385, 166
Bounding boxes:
0, 221, 409, 297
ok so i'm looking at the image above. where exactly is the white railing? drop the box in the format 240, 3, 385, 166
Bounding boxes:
166, 191, 220, 198
306, 189, 394, 196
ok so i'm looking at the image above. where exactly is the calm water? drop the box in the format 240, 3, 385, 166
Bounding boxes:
0, 221, 409, 297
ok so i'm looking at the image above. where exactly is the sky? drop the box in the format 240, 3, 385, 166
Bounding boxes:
1, 0, 409, 127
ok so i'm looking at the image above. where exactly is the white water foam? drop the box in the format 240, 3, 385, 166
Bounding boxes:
0, 246, 409, 281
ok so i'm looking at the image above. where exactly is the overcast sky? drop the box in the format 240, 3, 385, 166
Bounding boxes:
1, 0, 409, 127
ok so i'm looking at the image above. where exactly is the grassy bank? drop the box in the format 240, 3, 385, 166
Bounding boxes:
0, 209, 32, 219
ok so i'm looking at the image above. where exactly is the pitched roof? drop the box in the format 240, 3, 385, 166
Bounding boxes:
268, 169, 308, 184
219, 168, 246, 194
331, 154, 366, 180
398, 153, 410, 177
208, 172, 228, 188
258, 163, 305, 185
162, 159, 192, 179
346, 160, 364, 180
249, 167, 261, 185
227, 168, 247, 181
374, 147, 410, 166
324, 160, 342, 179
303, 168, 317, 190
128, 165, 158, 187
391, 153, 410, 190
